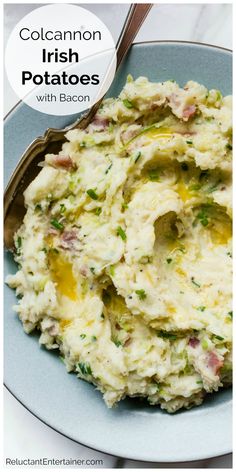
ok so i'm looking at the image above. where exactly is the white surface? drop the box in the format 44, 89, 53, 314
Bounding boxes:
4, 3, 232, 468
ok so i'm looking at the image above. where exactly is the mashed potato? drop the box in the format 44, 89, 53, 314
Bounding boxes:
7, 76, 232, 412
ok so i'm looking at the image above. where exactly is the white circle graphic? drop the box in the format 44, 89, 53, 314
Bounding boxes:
5, 4, 116, 115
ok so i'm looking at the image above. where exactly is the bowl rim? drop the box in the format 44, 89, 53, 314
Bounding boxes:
4, 39, 232, 463
5, 383, 232, 464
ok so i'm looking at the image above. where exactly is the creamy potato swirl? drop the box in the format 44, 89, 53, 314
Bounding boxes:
7, 76, 232, 412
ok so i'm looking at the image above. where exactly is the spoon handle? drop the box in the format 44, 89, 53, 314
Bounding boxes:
116, 4, 152, 69
75, 4, 152, 128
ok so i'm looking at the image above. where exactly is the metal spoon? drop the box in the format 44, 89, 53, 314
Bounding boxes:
4, 4, 152, 250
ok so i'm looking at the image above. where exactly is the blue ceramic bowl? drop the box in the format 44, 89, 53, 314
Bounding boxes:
4, 41, 232, 462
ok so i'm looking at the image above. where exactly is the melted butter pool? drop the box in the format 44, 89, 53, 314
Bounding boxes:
49, 253, 78, 301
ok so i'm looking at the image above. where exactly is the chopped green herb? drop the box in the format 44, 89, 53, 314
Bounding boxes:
148, 169, 159, 181
117, 226, 127, 241
41, 247, 47, 254
91, 336, 97, 342
123, 98, 134, 109
166, 258, 172, 264
205, 116, 214, 121
69, 195, 75, 204
191, 277, 201, 288
214, 335, 224, 341
80, 334, 86, 339
196, 380, 203, 385
108, 123, 114, 133
181, 162, 189, 171
134, 151, 141, 163
114, 339, 122, 347
16, 236, 22, 250
182, 363, 193, 375
105, 163, 112, 174
50, 247, 59, 254
228, 311, 233, 319
90, 267, 95, 274
189, 184, 201, 191
35, 204, 42, 211
157, 331, 177, 341
226, 143, 232, 151
127, 74, 133, 83
135, 289, 147, 300
197, 209, 209, 227
68, 174, 80, 192
196, 306, 206, 312
227, 251, 232, 258
78, 362, 92, 375
199, 217, 208, 227
50, 219, 64, 231
201, 339, 208, 350
80, 141, 86, 148
95, 207, 102, 216
109, 265, 115, 276
59, 356, 65, 363
101, 313, 105, 319
60, 203, 66, 213
186, 140, 193, 145
216, 90, 222, 101
207, 184, 219, 193
87, 189, 98, 200
68, 182, 74, 192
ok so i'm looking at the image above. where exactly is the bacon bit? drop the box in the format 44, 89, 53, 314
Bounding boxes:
48, 228, 58, 236
79, 265, 89, 277
206, 351, 223, 375
150, 103, 159, 112
176, 130, 196, 136
51, 155, 76, 170
182, 105, 196, 120
168, 93, 181, 108
60, 230, 77, 250
115, 323, 121, 331
48, 324, 59, 336
188, 337, 200, 348
90, 115, 109, 131
121, 128, 140, 144
124, 336, 132, 347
